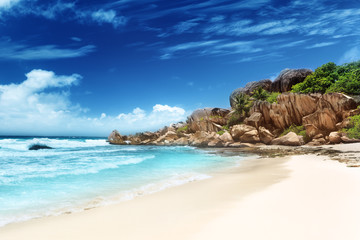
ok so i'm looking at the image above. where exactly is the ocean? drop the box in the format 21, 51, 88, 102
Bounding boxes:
0, 137, 250, 227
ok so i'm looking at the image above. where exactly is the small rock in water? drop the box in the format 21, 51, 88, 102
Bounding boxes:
28, 144, 53, 150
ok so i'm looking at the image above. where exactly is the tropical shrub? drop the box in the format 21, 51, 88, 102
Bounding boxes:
266, 92, 280, 103
292, 62, 338, 93
292, 60, 360, 95
217, 130, 225, 135
252, 87, 269, 101
227, 112, 243, 127
176, 125, 188, 133
342, 115, 360, 139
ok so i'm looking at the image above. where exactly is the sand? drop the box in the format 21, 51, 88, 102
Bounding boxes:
1, 144, 360, 240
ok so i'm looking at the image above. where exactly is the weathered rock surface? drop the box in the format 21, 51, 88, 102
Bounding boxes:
329, 132, 342, 144
250, 93, 357, 136
244, 112, 264, 129
187, 108, 230, 133
219, 131, 233, 143
230, 124, 260, 143
271, 132, 305, 146
270, 68, 313, 92
258, 126, 274, 144
230, 79, 272, 107
108, 130, 126, 145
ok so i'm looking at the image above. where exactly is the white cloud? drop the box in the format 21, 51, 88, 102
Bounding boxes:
0, 40, 96, 60
339, 46, 360, 64
0, 69, 188, 136
0, 0, 20, 9
305, 41, 337, 49
91, 9, 127, 28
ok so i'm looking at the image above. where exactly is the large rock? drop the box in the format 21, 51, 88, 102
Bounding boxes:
230, 124, 257, 141
271, 132, 305, 146
258, 126, 274, 144
244, 112, 264, 129
187, 108, 230, 133
219, 131, 233, 143
240, 130, 260, 143
302, 108, 337, 137
230, 124, 260, 143
230, 79, 272, 107
108, 130, 126, 145
329, 131, 342, 144
188, 131, 215, 147
271, 68, 313, 92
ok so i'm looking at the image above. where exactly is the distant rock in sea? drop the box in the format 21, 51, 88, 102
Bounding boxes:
28, 144, 53, 150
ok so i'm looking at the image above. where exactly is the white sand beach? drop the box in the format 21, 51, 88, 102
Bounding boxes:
1, 144, 360, 240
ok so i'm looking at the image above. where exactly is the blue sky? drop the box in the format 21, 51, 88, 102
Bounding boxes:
0, 0, 359, 136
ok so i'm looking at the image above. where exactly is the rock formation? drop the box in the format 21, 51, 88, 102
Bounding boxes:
230, 79, 272, 107
108, 130, 126, 145
187, 108, 230, 133
270, 68, 313, 92
108, 67, 359, 147
249, 92, 357, 138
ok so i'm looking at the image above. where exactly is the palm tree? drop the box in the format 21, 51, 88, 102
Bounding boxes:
233, 93, 252, 117
252, 87, 269, 101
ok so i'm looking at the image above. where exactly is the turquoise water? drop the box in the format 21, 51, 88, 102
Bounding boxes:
0, 137, 250, 227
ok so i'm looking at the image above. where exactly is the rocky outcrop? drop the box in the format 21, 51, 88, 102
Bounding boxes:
108, 130, 126, 145
28, 144, 53, 150
271, 132, 305, 146
187, 108, 230, 133
230, 79, 272, 107
270, 68, 313, 92
250, 93, 357, 137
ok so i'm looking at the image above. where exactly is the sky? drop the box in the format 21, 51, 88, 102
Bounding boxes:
0, 0, 360, 136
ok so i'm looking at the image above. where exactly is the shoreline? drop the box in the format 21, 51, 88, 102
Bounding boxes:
1, 144, 360, 239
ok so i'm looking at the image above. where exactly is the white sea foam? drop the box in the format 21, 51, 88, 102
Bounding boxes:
0, 138, 109, 151
0, 155, 155, 184
107, 172, 211, 203
0, 172, 212, 228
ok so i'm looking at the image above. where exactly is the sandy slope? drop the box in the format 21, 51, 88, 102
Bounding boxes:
1, 144, 360, 240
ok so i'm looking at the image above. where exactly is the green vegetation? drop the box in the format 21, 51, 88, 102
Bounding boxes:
342, 115, 360, 139
233, 93, 252, 116
176, 125, 188, 133
266, 92, 280, 103
280, 125, 311, 143
217, 130, 225, 135
292, 61, 360, 94
222, 125, 229, 131
227, 112, 243, 127
252, 87, 269, 101
251, 88, 280, 103
228, 93, 252, 127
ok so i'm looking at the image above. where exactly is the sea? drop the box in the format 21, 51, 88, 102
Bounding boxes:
0, 136, 251, 227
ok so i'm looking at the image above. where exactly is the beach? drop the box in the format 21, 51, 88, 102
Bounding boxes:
1, 144, 360, 240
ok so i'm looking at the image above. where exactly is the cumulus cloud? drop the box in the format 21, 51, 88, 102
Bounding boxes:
0, 69, 187, 136
339, 46, 360, 64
